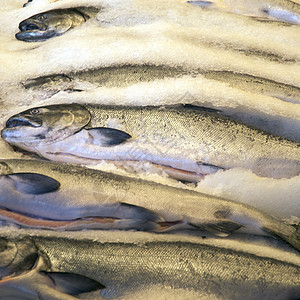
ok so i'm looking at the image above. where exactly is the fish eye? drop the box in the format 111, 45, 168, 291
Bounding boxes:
37, 15, 45, 21
30, 109, 40, 115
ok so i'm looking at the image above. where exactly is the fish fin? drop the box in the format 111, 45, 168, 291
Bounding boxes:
196, 161, 224, 174
107, 218, 159, 231
6, 173, 60, 194
119, 202, 163, 223
189, 220, 243, 237
87, 127, 131, 146
186, 1, 215, 8
262, 224, 300, 252
40, 271, 104, 296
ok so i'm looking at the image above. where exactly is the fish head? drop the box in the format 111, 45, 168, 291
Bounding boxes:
0, 237, 38, 279
1, 104, 91, 151
15, 9, 86, 42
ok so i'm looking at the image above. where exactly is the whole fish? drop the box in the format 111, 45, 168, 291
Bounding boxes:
0, 230, 299, 299
0, 159, 299, 251
15, 7, 100, 42
21, 66, 300, 103
187, 0, 300, 24
2, 104, 300, 180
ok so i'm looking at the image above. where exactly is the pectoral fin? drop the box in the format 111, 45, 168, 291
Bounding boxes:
87, 127, 131, 146
41, 271, 105, 295
189, 220, 243, 237
0, 268, 104, 300
6, 173, 60, 195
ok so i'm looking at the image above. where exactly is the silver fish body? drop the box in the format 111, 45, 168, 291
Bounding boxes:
15, 7, 100, 42
21, 65, 191, 98
21, 66, 300, 104
0, 231, 299, 299
0, 159, 299, 251
203, 70, 300, 104
2, 104, 300, 179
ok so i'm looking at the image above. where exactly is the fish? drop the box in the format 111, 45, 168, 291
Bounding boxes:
2, 104, 300, 180
0, 230, 299, 299
187, 0, 300, 24
15, 7, 100, 42
0, 159, 299, 251
21, 66, 300, 104
21, 65, 191, 98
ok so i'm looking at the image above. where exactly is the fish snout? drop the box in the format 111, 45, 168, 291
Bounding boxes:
1, 115, 44, 142
5, 115, 43, 129
19, 15, 48, 32
19, 21, 41, 32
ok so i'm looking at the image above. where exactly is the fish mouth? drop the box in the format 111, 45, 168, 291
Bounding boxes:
18, 20, 46, 32
5, 116, 43, 129
19, 23, 42, 32
15, 21, 55, 42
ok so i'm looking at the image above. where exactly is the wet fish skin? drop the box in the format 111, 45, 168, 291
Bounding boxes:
0, 233, 299, 299
2, 104, 300, 179
0, 159, 299, 252
21, 66, 300, 104
203, 70, 300, 104
21, 65, 191, 98
15, 7, 100, 42
0, 235, 104, 299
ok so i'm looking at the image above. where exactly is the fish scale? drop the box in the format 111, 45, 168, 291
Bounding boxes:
20, 236, 300, 299
84, 104, 300, 178
2, 104, 300, 179
1, 231, 299, 299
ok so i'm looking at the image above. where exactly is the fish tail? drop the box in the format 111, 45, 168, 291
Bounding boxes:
262, 222, 300, 252
289, 224, 300, 252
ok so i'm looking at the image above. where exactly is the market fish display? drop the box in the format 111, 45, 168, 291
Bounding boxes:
2, 104, 300, 180
0, 230, 299, 299
0, 159, 299, 251
15, 7, 100, 42
22, 67, 300, 104
187, 0, 300, 24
